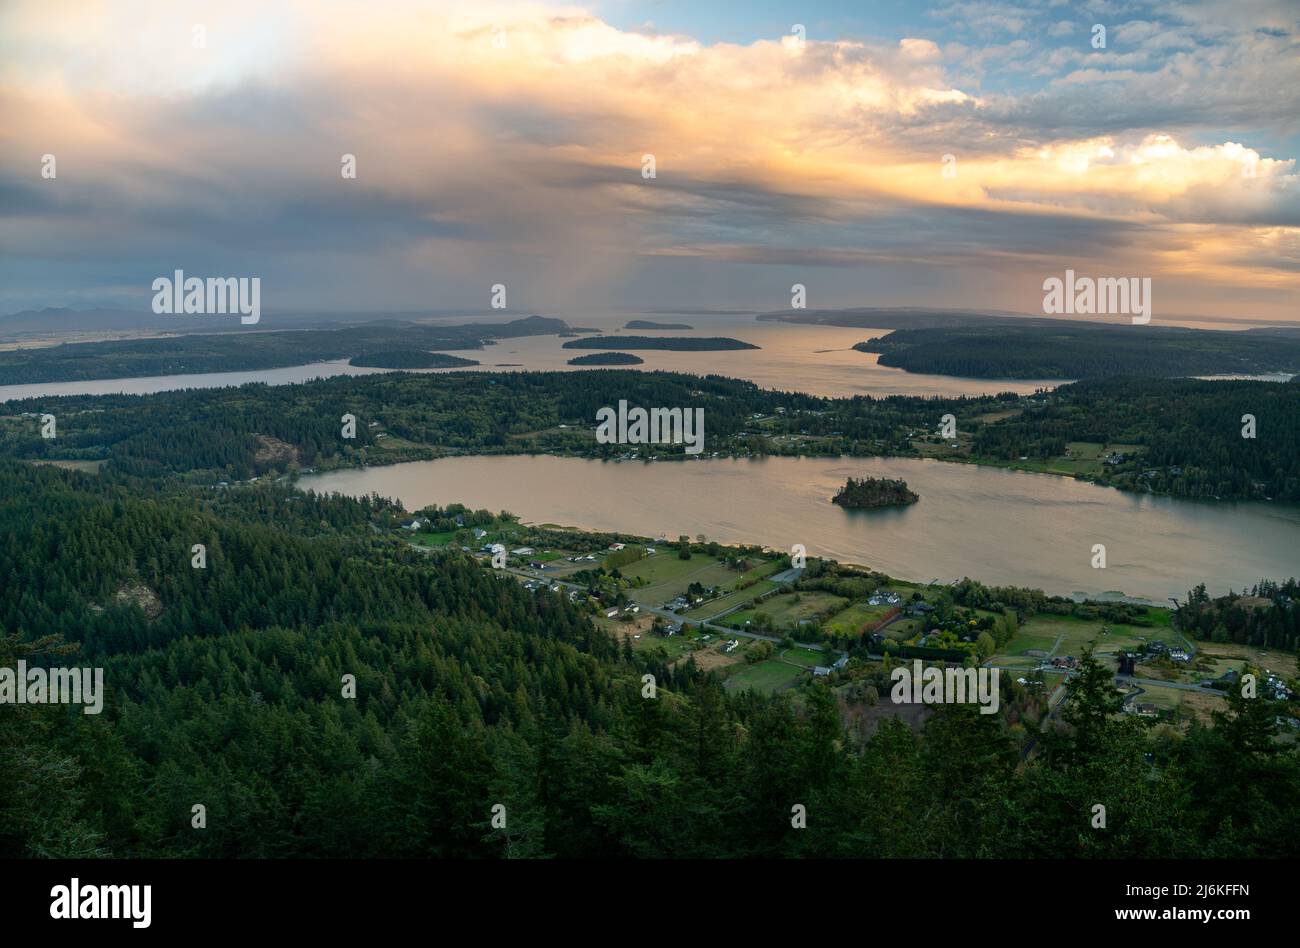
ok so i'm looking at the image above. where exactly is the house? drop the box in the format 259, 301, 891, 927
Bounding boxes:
832, 654, 849, 670
812, 666, 832, 677
604, 608, 619, 618
906, 602, 935, 616
400, 518, 422, 530
473, 528, 488, 539
488, 543, 505, 555
609, 542, 625, 551
645, 547, 656, 555
511, 547, 534, 556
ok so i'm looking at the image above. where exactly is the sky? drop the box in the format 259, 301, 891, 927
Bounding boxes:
1, 0, 1297, 322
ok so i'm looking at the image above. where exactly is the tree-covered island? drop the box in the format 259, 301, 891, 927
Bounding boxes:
832, 476, 919, 508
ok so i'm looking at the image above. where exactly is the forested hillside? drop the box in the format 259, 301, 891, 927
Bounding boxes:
0, 316, 567, 384
3, 370, 1297, 500
856, 323, 1300, 379
2, 462, 1298, 858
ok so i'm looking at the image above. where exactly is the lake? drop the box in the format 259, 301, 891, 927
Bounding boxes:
299, 454, 1300, 603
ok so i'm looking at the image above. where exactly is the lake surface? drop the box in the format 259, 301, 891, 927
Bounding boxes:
0, 312, 1066, 402
299, 454, 1300, 603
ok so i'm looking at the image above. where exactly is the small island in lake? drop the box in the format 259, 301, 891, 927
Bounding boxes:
349, 351, 480, 369
567, 352, 645, 366
562, 335, 759, 351
624, 319, 694, 330
832, 477, 919, 509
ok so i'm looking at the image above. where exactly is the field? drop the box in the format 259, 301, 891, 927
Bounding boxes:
621, 553, 741, 605
408, 530, 459, 547
596, 613, 700, 661
25, 458, 106, 473
881, 616, 922, 641
945, 440, 1148, 477
684, 581, 780, 620
723, 659, 807, 694
1196, 641, 1298, 679
823, 601, 896, 637
1123, 681, 1227, 725
990, 611, 1181, 669
780, 646, 827, 668
723, 591, 849, 631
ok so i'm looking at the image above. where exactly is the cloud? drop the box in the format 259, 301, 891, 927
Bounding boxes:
0, 0, 1295, 318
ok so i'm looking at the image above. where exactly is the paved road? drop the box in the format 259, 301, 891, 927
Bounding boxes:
1116, 674, 1220, 694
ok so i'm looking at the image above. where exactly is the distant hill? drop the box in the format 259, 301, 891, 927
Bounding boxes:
0, 317, 568, 385
757, 307, 1025, 330
349, 351, 480, 369
855, 322, 1300, 379
562, 336, 758, 351
624, 320, 693, 330
567, 352, 645, 366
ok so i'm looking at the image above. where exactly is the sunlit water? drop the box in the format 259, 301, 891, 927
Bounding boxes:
300, 454, 1300, 603
0, 312, 1066, 401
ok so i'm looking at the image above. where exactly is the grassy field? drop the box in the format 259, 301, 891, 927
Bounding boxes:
1197, 641, 1297, 679
596, 613, 701, 661
1124, 681, 1227, 725
26, 458, 106, 473
622, 553, 739, 604
723, 659, 807, 694
781, 646, 827, 668
926, 440, 1150, 478
684, 581, 780, 620
989, 610, 1179, 669
409, 530, 459, 547
723, 591, 848, 631
824, 601, 895, 637
881, 616, 922, 641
